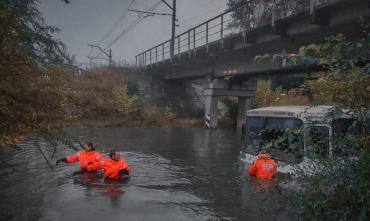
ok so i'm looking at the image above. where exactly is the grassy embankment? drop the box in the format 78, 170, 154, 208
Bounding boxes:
73, 67, 202, 127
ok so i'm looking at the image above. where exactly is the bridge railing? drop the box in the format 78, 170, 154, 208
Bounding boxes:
135, 0, 334, 67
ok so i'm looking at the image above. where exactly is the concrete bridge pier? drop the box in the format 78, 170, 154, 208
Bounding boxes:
203, 79, 255, 130
204, 95, 218, 128
237, 96, 252, 130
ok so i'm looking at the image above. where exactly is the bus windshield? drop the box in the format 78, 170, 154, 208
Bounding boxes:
244, 116, 304, 164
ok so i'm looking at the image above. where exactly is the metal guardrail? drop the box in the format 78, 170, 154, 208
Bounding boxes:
135, 0, 334, 67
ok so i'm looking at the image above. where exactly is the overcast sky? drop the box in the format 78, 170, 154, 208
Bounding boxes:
39, 0, 229, 68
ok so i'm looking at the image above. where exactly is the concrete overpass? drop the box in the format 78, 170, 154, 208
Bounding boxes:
136, 0, 369, 129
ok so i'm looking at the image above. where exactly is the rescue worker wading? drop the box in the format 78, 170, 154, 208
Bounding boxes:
100, 150, 130, 180
56, 142, 103, 175
248, 150, 277, 179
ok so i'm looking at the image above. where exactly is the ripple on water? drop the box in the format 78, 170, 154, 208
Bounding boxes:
0, 128, 297, 221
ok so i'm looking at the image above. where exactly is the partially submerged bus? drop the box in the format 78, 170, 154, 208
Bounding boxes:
240, 106, 353, 174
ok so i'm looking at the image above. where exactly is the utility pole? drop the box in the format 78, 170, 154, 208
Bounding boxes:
87, 44, 112, 68
170, 0, 176, 61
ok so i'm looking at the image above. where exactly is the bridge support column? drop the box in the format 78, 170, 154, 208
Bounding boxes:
237, 96, 252, 131
204, 95, 218, 129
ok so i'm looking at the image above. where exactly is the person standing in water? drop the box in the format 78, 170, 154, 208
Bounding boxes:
248, 150, 277, 179
100, 150, 130, 180
56, 142, 103, 175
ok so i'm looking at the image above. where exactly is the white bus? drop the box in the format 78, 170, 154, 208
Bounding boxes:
240, 106, 353, 175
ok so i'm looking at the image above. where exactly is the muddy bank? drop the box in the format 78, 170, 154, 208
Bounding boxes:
79, 117, 203, 128
78, 116, 235, 128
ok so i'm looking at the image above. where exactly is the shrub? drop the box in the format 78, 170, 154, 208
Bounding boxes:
254, 79, 309, 107
293, 33, 370, 220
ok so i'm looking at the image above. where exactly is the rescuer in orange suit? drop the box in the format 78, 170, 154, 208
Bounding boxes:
248, 150, 277, 179
56, 142, 103, 175
100, 150, 130, 180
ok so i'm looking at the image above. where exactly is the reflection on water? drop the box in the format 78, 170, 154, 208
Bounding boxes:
0, 127, 297, 221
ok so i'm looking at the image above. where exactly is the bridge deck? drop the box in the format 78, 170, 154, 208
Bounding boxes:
137, 0, 368, 80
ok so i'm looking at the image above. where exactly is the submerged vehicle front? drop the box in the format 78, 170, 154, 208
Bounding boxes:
240, 106, 308, 175
240, 106, 353, 175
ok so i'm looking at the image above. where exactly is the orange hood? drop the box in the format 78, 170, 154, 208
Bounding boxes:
257, 153, 271, 159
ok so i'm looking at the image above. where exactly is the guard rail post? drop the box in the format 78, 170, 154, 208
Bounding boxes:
220, 14, 224, 49
206, 22, 209, 53
162, 43, 165, 62
155, 47, 158, 63
178, 36, 181, 60
188, 31, 191, 58
150, 49, 152, 66
193, 28, 196, 56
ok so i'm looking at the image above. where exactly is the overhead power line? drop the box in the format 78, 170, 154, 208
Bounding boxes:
97, 11, 129, 44
97, 0, 138, 45
128, 9, 171, 16
91, 1, 162, 59
161, 0, 173, 10
106, 1, 162, 46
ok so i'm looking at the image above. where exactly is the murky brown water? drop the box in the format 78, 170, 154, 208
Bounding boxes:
0, 127, 297, 221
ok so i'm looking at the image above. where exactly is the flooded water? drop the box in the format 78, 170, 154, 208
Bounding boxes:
0, 127, 297, 221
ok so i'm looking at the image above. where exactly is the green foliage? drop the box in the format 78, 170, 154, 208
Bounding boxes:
113, 84, 129, 114
264, 128, 301, 152
255, 24, 370, 220
302, 34, 370, 110
254, 79, 309, 107
0, 0, 79, 147
294, 33, 370, 220
0, 0, 72, 65
72, 68, 119, 117
163, 106, 176, 121
126, 79, 140, 95
126, 95, 144, 119
75, 67, 179, 126
227, 0, 319, 29
300, 149, 370, 221
253, 53, 271, 62
113, 84, 144, 119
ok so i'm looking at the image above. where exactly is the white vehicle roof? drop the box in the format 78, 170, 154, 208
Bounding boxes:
246, 105, 351, 120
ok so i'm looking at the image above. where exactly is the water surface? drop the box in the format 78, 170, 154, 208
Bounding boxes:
0, 127, 296, 220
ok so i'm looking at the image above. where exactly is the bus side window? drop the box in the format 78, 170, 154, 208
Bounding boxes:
307, 126, 330, 158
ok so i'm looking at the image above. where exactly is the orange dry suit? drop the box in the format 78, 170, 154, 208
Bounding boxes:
65, 150, 103, 172
248, 153, 277, 179
100, 156, 130, 180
